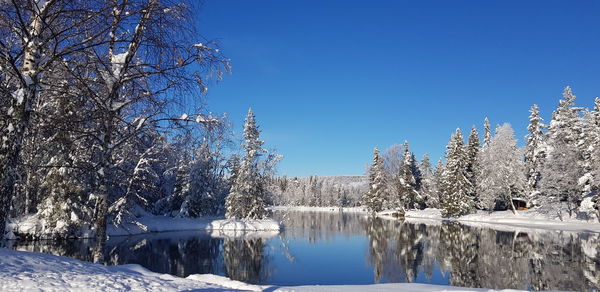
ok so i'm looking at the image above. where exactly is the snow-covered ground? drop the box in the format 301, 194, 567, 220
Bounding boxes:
108, 216, 281, 237
6, 214, 281, 239
273, 204, 600, 234
0, 248, 529, 292
399, 207, 600, 233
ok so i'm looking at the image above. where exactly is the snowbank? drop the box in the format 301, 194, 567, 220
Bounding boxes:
108, 216, 281, 237
400, 208, 600, 233
0, 248, 529, 292
270, 206, 367, 213
273, 205, 600, 233
6, 215, 281, 239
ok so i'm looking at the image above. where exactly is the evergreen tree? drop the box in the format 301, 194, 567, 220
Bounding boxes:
364, 147, 387, 213
430, 158, 445, 208
440, 129, 473, 217
525, 104, 546, 205
483, 117, 492, 147
541, 87, 584, 215
465, 126, 480, 204
399, 141, 419, 209
177, 143, 224, 217
418, 154, 434, 207
225, 109, 268, 219
589, 99, 600, 215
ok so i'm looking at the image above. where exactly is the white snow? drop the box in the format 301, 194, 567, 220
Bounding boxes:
108, 216, 281, 237
272, 206, 600, 234
0, 248, 529, 292
397, 208, 600, 233
12, 88, 24, 105
110, 52, 128, 78
6, 214, 281, 239
179, 113, 189, 120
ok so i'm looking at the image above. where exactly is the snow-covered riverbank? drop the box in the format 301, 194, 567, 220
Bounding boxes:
6, 215, 281, 240
272, 205, 600, 233
0, 248, 529, 291
400, 208, 600, 233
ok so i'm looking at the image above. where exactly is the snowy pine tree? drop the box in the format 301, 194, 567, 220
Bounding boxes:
430, 158, 445, 208
465, 126, 480, 204
225, 109, 268, 219
399, 141, 419, 209
541, 86, 585, 215
364, 148, 387, 213
177, 144, 223, 217
589, 98, 600, 215
525, 104, 546, 205
483, 117, 492, 147
440, 129, 473, 217
418, 154, 434, 207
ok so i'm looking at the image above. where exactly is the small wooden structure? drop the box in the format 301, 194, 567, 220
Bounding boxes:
512, 198, 528, 210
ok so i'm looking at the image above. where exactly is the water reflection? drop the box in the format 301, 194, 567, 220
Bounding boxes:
223, 238, 271, 284
363, 217, 600, 291
4, 211, 600, 290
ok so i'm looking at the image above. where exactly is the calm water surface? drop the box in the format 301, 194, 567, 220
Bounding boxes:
6, 211, 600, 291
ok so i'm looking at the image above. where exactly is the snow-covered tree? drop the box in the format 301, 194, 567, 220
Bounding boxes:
364, 147, 387, 213
465, 126, 480, 203
177, 144, 223, 217
430, 158, 445, 208
399, 141, 420, 209
225, 109, 269, 219
525, 104, 546, 205
418, 154, 434, 207
476, 124, 526, 212
588, 98, 600, 215
541, 87, 584, 215
381, 144, 405, 209
0, 0, 102, 238
440, 129, 473, 217
483, 117, 492, 147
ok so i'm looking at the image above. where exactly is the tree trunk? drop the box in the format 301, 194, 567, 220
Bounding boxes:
0, 2, 47, 238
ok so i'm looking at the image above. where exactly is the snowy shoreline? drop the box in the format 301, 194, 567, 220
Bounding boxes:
0, 248, 529, 292
272, 205, 600, 234
6, 215, 281, 240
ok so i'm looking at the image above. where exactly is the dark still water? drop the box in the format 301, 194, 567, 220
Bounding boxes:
5, 211, 600, 291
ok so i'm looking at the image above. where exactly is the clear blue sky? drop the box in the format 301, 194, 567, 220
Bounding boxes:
195, 0, 600, 177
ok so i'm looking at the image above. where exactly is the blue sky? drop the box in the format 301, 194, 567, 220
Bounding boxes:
195, 0, 600, 177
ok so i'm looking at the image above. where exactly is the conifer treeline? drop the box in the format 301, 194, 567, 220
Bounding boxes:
365, 87, 600, 218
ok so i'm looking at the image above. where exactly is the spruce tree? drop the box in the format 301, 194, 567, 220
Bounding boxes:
483, 117, 492, 147
440, 129, 473, 217
364, 147, 387, 213
589, 98, 600, 217
431, 158, 445, 208
225, 109, 268, 219
399, 141, 418, 209
465, 126, 480, 204
541, 87, 584, 215
525, 104, 546, 205
418, 154, 433, 207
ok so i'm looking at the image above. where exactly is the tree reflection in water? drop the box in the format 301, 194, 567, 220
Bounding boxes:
364, 216, 600, 291
4, 211, 600, 290
223, 237, 271, 284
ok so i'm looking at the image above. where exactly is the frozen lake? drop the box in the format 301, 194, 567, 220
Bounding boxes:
5, 211, 600, 290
